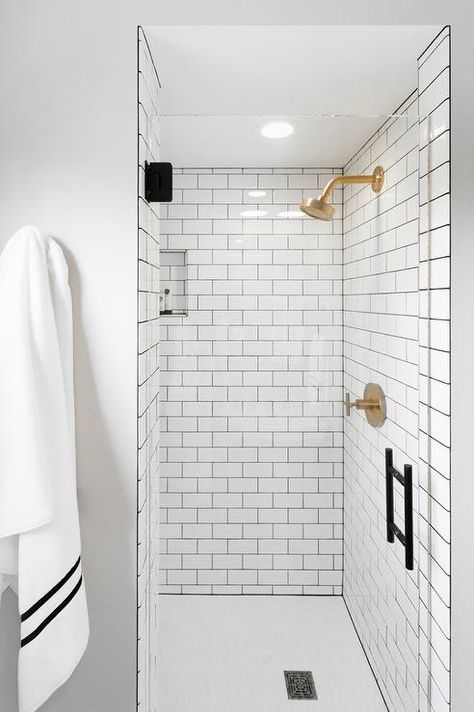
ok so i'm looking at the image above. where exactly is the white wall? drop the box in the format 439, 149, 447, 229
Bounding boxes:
159, 167, 344, 596
343, 91, 421, 712
0, 3, 472, 712
137, 28, 161, 712
417, 30, 452, 712
0, 3, 138, 711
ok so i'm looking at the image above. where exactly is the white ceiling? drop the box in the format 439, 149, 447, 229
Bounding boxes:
147, 25, 439, 167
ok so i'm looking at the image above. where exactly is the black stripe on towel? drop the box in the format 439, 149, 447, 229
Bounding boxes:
20, 576, 83, 648
21, 556, 81, 622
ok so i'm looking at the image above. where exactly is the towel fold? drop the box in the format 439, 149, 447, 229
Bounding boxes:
0, 226, 89, 712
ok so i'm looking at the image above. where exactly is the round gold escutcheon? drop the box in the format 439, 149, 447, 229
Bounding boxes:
371, 165, 385, 193
363, 382, 386, 427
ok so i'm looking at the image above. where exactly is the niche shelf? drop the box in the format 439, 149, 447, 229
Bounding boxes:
160, 250, 188, 316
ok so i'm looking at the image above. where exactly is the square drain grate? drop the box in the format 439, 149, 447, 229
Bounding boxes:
284, 671, 318, 700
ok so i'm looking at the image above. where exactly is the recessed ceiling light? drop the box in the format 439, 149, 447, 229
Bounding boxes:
248, 190, 267, 198
278, 210, 303, 218
260, 121, 294, 139
240, 209, 268, 218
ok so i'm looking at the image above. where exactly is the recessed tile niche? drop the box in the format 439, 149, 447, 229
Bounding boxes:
160, 250, 188, 316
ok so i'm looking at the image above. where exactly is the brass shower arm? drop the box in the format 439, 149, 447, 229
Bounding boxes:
300, 165, 384, 221
319, 166, 385, 201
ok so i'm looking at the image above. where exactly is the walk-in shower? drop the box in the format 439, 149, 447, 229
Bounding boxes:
137, 23, 453, 712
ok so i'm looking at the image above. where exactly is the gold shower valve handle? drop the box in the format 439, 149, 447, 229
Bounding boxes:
345, 394, 377, 415
344, 383, 386, 428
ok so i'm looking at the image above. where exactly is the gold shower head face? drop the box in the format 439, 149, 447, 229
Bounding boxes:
299, 197, 334, 221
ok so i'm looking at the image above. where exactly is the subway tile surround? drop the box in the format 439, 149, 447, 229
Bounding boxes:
343, 26, 451, 712
159, 168, 344, 595
140, 25, 452, 712
343, 90, 421, 712
417, 27, 451, 712
137, 27, 160, 712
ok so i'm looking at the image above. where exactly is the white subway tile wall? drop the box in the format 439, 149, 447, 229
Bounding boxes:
418, 27, 451, 712
137, 27, 161, 712
343, 26, 451, 712
343, 91, 421, 712
159, 168, 344, 595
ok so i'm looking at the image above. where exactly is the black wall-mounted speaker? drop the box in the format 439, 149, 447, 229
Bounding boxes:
144, 161, 173, 202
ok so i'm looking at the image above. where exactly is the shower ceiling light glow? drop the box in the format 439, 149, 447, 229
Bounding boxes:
260, 121, 294, 138
240, 209, 268, 218
248, 190, 267, 198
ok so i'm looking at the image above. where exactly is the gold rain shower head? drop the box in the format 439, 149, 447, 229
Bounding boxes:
299, 166, 385, 220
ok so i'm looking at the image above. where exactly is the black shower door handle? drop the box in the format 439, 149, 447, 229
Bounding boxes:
385, 448, 414, 571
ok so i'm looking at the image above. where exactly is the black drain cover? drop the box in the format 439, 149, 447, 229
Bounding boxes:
284, 671, 318, 700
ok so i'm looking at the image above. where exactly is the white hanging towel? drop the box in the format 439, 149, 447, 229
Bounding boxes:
0, 226, 89, 712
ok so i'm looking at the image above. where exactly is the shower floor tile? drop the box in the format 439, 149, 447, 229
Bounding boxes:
157, 595, 387, 712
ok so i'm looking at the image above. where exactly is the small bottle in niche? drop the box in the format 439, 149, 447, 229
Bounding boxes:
161, 287, 172, 315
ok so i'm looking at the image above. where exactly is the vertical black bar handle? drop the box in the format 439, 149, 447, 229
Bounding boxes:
404, 464, 414, 571
385, 448, 395, 543
385, 448, 414, 571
